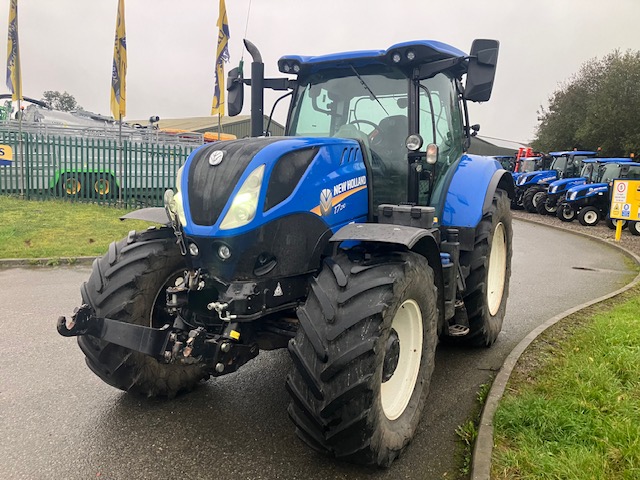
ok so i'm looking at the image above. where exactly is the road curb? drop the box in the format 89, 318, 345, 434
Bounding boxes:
470, 216, 640, 480
0, 256, 97, 268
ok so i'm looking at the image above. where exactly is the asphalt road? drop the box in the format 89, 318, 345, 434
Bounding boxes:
0, 220, 634, 480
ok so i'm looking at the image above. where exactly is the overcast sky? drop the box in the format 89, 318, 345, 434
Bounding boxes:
2, 0, 639, 145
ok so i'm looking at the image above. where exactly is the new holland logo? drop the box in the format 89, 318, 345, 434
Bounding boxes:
320, 189, 333, 217
209, 150, 225, 166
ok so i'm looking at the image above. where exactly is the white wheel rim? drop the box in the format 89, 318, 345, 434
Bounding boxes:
381, 299, 423, 421
584, 211, 597, 224
487, 222, 507, 316
533, 192, 544, 207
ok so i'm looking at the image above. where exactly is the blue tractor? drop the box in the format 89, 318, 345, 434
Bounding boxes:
57, 39, 513, 466
514, 150, 596, 213
557, 160, 640, 225
537, 157, 625, 216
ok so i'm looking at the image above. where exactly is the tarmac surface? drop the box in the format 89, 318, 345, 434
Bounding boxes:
0, 219, 634, 480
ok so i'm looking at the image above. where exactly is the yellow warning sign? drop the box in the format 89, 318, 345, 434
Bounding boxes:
610, 180, 640, 221
0, 144, 12, 162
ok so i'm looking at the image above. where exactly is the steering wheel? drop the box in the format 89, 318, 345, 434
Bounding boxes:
348, 119, 379, 136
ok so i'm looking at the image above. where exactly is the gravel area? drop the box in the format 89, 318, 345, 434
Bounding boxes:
511, 209, 640, 260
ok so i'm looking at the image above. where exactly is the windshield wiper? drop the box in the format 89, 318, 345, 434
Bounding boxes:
350, 65, 389, 115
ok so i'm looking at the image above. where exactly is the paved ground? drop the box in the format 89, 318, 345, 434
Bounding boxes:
0, 220, 634, 480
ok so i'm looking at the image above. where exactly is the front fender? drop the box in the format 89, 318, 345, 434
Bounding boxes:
442, 154, 513, 228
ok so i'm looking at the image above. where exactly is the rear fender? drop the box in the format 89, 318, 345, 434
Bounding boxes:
330, 223, 446, 332
442, 154, 513, 228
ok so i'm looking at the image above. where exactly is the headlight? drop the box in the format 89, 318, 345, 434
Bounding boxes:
220, 164, 265, 230
550, 186, 557, 193
569, 191, 578, 200
165, 165, 187, 226
517, 176, 527, 186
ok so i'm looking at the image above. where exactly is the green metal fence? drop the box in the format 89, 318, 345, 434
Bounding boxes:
0, 129, 200, 207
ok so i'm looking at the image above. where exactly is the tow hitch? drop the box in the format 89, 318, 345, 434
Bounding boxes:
57, 304, 258, 375
57, 304, 172, 357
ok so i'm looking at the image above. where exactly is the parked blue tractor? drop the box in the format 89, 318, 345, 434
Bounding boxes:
537, 157, 624, 216
513, 150, 596, 212
56, 38, 513, 466
557, 160, 640, 225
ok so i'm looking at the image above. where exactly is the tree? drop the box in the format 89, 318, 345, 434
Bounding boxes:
41, 91, 82, 112
532, 51, 640, 157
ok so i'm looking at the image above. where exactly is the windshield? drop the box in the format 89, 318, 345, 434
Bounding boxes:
289, 66, 409, 205
599, 164, 623, 183
520, 159, 538, 172
550, 156, 568, 172
580, 163, 597, 182
289, 66, 464, 210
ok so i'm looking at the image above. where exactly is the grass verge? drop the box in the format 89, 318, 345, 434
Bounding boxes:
0, 195, 158, 259
491, 284, 640, 479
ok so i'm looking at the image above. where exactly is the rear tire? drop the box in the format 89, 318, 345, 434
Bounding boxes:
286, 251, 438, 467
630, 221, 640, 236
535, 192, 549, 215
77, 228, 208, 398
455, 189, 512, 347
522, 187, 540, 213
578, 206, 600, 226
543, 198, 558, 215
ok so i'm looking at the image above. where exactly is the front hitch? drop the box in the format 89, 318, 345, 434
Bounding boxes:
57, 304, 96, 337
57, 304, 172, 357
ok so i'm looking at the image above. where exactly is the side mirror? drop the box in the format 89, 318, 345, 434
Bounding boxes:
227, 67, 244, 117
463, 39, 499, 102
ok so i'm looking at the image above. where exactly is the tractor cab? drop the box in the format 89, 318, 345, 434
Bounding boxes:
548, 150, 597, 178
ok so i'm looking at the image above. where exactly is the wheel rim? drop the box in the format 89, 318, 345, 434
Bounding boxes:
584, 210, 598, 224
487, 222, 507, 316
381, 299, 423, 421
533, 192, 545, 207
545, 203, 557, 214
95, 178, 110, 195
64, 178, 81, 195
561, 207, 574, 220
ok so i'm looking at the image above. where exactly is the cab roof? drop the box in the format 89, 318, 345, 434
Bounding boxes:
278, 40, 468, 76
583, 157, 634, 164
549, 150, 597, 156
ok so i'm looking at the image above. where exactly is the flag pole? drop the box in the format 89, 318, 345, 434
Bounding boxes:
118, 112, 123, 204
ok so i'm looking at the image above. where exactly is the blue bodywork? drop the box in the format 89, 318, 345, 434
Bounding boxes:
565, 182, 609, 203
180, 138, 369, 238
547, 176, 587, 195
515, 169, 558, 188
442, 155, 505, 227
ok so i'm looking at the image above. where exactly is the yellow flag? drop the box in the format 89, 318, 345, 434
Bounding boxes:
6, 0, 21, 101
110, 0, 127, 119
211, 0, 230, 116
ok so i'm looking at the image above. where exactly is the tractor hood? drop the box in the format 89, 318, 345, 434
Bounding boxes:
566, 182, 608, 201
177, 136, 369, 237
548, 176, 587, 194
515, 170, 558, 186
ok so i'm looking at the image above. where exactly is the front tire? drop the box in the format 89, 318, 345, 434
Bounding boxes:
578, 206, 600, 226
556, 202, 576, 222
606, 217, 627, 230
287, 251, 438, 467
77, 229, 208, 398
629, 221, 640, 236
456, 189, 512, 347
